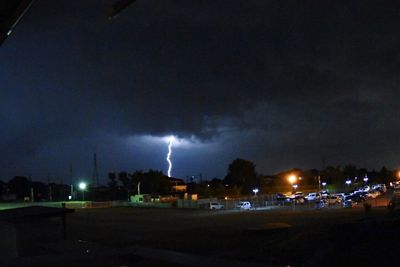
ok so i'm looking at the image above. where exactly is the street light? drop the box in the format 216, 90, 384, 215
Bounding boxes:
252, 188, 259, 208
363, 176, 369, 184
288, 175, 297, 193
252, 188, 259, 196
293, 184, 298, 190
322, 182, 327, 189
288, 175, 297, 185
79, 182, 87, 201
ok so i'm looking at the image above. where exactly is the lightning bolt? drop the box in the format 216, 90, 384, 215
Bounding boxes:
167, 137, 174, 177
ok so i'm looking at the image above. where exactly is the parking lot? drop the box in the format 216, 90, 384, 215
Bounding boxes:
210, 188, 391, 212
54, 201, 399, 266
4, 196, 400, 267
3, 185, 398, 267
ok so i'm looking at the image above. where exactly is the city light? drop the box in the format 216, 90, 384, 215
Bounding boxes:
79, 182, 87, 201
288, 175, 297, 184
79, 182, 87, 190
252, 188, 259, 196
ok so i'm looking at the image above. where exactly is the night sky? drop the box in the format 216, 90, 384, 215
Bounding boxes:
1, 1, 400, 183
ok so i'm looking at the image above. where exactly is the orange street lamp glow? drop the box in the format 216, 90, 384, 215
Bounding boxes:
288, 175, 297, 184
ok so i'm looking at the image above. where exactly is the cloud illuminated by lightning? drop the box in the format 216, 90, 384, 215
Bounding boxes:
126, 135, 211, 178
166, 136, 175, 177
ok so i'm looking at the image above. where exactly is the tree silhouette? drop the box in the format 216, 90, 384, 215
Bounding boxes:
224, 158, 258, 194
343, 164, 357, 183
118, 171, 131, 200
139, 170, 170, 194
8, 176, 31, 200
378, 166, 390, 183
108, 172, 117, 188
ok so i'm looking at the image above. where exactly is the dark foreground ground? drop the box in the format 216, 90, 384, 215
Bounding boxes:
4, 205, 400, 267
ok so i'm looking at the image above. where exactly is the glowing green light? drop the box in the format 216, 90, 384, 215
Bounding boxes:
79, 182, 87, 190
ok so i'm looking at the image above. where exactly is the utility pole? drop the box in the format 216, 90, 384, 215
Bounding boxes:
318, 175, 321, 192
70, 165, 74, 199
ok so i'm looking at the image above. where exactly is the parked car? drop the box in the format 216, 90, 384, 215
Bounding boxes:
345, 194, 365, 204
352, 191, 369, 199
276, 193, 290, 202
294, 192, 304, 197
351, 189, 362, 195
342, 199, 357, 208
388, 189, 400, 211
366, 190, 380, 199
209, 202, 224, 210
359, 185, 370, 192
236, 201, 252, 210
372, 184, 387, 193
294, 196, 306, 204
327, 195, 341, 204
305, 192, 320, 201
288, 192, 306, 204
315, 199, 326, 209
320, 190, 330, 198
390, 181, 400, 188
335, 193, 346, 201
393, 186, 400, 197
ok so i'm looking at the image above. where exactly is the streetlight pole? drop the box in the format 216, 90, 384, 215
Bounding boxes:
346, 180, 351, 192
288, 175, 297, 193
252, 188, 259, 196
318, 176, 321, 192
252, 188, 259, 208
79, 182, 87, 201
293, 184, 298, 192
322, 182, 327, 190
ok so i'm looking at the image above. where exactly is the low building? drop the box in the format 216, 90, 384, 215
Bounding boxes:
168, 177, 187, 193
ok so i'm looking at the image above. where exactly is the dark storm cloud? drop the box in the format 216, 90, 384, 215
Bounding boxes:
1, 0, 400, 180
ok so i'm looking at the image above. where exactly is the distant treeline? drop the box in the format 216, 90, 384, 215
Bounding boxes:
0, 159, 397, 201
188, 160, 396, 197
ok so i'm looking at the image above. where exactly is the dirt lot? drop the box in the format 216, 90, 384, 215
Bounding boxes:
55, 206, 399, 266
4, 205, 400, 267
